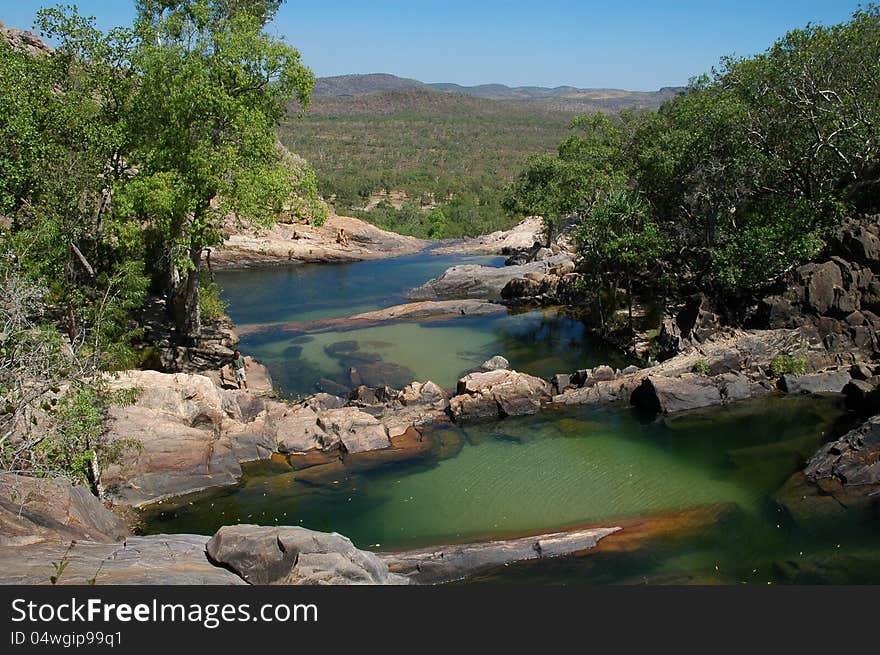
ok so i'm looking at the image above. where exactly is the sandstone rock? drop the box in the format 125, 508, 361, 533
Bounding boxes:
450, 369, 550, 422
0, 474, 127, 546
400, 381, 448, 407
408, 254, 574, 301
103, 370, 276, 506
316, 407, 391, 453
430, 217, 544, 256
0, 535, 245, 585
779, 370, 851, 394
552, 373, 573, 394
501, 277, 543, 299
591, 365, 616, 382
481, 355, 510, 371
213, 212, 427, 269
380, 526, 620, 584
631, 375, 723, 414
805, 414, 880, 487
206, 525, 407, 585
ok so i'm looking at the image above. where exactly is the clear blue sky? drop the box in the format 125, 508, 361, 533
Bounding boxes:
0, 1, 864, 90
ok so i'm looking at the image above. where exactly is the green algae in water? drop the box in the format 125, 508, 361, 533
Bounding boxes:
139, 396, 880, 583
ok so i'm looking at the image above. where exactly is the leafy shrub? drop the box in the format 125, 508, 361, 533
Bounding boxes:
692, 360, 711, 375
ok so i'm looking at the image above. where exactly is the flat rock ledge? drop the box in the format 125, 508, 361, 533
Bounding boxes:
379, 526, 621, 585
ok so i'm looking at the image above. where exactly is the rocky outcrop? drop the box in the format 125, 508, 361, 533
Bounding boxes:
778, 370, 852, 394
212, 213, 427, 269
379, 526, 620, 584
757, 218, 880, 358
0, 474, 127, 546
631, 373, 772, 414
102, 369, 276, 507
206, 525, 408, 585
407, 254, 574, 301
430, 217, 544, 256
658, 293, 722, 356
450, 369, 551, 422
776, 414, 880, 522
1, 26, 52, 56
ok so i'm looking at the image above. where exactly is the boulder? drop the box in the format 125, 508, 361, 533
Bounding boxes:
316, 407, 391, 453
501, 277, 542, 300
804, 414, 880, 487
399, 381, 448, 407
0, 474, 127, 546
779, 370, 851, 394
206, 525, 408, 585
450, 369, 550, 422
843, 379, 880, 413
631, 375, 722, 414
590, 365, 616, 382
481, 355, 510, 371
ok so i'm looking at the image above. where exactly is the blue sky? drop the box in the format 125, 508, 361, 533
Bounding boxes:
1, 1, 863, 90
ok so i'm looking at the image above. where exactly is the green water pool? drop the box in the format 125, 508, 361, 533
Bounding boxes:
140, 395, 879, 583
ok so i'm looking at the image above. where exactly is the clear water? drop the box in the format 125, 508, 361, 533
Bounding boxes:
217, 253, 627, 398
140, 395, 880, 584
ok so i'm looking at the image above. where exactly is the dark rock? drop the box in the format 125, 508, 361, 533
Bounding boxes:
316, 378, 351, 397
349, 385, 379, 406
779, 370, 851, 394
850, 363, 875, 380
501, 277, 542, 300
324, 341, 359, 356
843, 379, 880, 413
552, 373, 573, 394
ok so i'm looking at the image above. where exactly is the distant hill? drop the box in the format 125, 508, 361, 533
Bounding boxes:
313, 73, 685, 112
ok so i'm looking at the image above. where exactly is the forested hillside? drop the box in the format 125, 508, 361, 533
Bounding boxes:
279, 89, 575, 238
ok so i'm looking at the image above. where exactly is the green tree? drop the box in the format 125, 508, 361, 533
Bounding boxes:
120, 0, 316, 342
573, 189, 670, 331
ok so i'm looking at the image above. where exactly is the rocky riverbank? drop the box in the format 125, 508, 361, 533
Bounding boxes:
211, 212, 427, 269
0, 472, 623, 585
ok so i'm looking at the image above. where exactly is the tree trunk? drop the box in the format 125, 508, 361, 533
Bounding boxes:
170, 246, 203, 345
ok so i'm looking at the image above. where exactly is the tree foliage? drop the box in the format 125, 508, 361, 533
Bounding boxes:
508, 5, 880, 300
